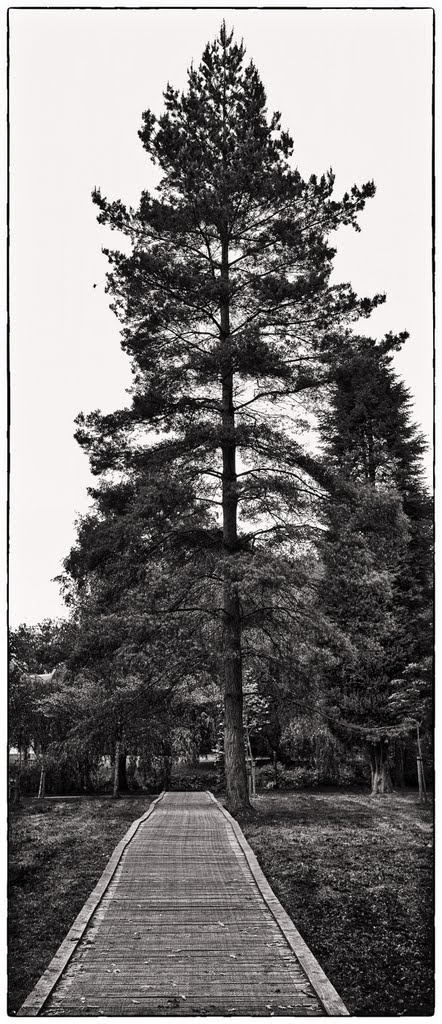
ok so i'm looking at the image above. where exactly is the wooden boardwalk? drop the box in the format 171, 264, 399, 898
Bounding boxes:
19, 792, 348, 1017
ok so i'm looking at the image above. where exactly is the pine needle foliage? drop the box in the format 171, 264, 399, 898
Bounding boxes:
76, 24, 386, 810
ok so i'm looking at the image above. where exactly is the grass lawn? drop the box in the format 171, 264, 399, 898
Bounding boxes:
238, 790, 433, 1016
8, 796, 152, 1015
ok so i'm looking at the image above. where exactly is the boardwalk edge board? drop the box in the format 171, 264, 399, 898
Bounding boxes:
207, 791, 350, 1018
17, 792, 165, 1017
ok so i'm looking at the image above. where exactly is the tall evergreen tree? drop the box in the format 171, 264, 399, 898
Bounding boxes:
318, 334, 433, 791
76, 24, 384, 811
319, 333, 427, 488
319, 332, 433, 673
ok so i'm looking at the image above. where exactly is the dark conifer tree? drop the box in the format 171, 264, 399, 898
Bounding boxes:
319, 333, 427, 488
76, 25, 384, 811
318, 334, 433, 792
320, 332, 433, 670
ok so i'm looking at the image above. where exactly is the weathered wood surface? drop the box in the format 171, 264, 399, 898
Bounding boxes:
19, 791, 348, 1017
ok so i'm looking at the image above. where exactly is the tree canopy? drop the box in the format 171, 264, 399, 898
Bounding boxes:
73, 23, 390, 811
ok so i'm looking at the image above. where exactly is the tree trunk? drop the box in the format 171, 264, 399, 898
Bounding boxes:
11, 773, 22, 806
118, 748, 129, 792
244, 724, 256, 797
220, 219, 250, 814
416, 723, 427, 802
273, 750, 279, 787
370, 741, 393, 796
81, 759, 91, 793
12, 743, 23, 805
112, 737, 121, 799
161, 738, 172, 790
397, 743, 406, 792
37, 764, 46, 800
223, 583, 249, 812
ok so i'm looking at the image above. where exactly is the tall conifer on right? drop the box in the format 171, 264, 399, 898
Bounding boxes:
318, 334, 433, 792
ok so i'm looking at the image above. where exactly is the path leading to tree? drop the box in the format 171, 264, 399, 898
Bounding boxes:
19, 792, 348, 1017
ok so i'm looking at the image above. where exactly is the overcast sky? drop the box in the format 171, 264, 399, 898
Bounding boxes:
9, 6, 433, 627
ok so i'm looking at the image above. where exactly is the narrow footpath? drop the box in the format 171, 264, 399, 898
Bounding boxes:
19, 792, 348, 1017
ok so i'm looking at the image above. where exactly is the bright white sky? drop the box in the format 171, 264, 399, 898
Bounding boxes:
8, 7, 433, 627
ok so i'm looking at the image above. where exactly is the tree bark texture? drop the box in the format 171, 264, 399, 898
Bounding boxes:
112, 737, 121, 798
81, 759, 92, 793
273, 751, 279, 788
415, 723, 428, 802
161, 737, 173, 790
370, 741, 393, 795
396, 743, 406, 791
220, 225, 250, 814
37, 765, 46, 800
11, 773, 22, 806
118, 748, 129, 792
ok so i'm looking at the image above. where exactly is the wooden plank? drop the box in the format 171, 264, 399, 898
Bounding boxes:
17, 793, 165, 1016
207, 790, 349, 1017
17, 790, 348, 1017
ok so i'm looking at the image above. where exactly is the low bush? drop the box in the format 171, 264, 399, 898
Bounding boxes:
278, 766, 320, 789
254, 764, 275, 787
170, 765, 223, 792
255, 764, 319, 790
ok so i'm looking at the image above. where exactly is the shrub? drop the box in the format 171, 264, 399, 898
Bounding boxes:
170, 765, 222, 792
278, 766, 320, 789
255, 764, 275, 788
255, 764, 320, 790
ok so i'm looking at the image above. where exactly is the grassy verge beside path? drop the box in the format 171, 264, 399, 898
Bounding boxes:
8, 796, 152, 1015
238, 790, 433, 1016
